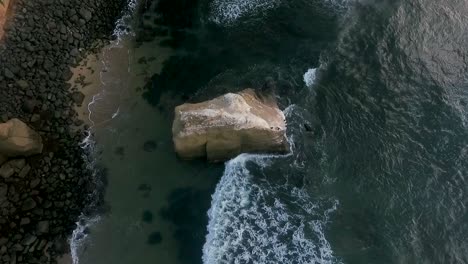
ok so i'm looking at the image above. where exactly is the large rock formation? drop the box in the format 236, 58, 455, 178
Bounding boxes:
173, 89, 289, 161
0, 0, 11, 40
0, 118, 43, 159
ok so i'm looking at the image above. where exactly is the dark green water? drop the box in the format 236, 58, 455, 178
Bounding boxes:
74, 0, 468, 263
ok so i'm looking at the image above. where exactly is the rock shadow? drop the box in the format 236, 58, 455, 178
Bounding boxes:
159, 186, 214, 264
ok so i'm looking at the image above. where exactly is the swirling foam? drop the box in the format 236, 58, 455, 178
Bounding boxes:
209, 0, 281, 25
203, 153, 340, 264
209, 0, 352, 25
304, 68, 317, 87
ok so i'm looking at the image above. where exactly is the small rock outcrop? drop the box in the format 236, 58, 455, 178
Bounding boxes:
172, 89, 289, 161
0, 119, 43, 158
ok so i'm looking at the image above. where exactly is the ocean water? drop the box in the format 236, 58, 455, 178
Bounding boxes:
72, 0, 468, 264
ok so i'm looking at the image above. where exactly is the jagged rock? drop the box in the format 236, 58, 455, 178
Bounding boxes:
9, 159, 26, 171
21, 234, 37, 245
0, 162, 14, 178
172, 89, 289, 161
4, 68, 14, 79
30, 114, 41, 123
18, 165, 31, 178
78, 8, 92, 21
20, 218, 31, 225
0, 0, 127, 263
37, 221, 49, 234
0, 119, 43, 157
30, 178, 41, 189
16, 80, 29, 89
22, 198, 37, 211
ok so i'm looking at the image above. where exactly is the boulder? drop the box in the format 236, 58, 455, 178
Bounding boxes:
71, 91, 85, 106
0, 162, 14, 178
0, 119, 43, 158
78, 8, 92, 21
16, 80, 29, 89
22, 198, 37, 211
172, 89, 289, 161
36, 221, 50, 234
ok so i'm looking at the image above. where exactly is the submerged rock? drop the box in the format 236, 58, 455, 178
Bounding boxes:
36, 221, 50, 234
172, 89, 289, 161
147, 232, 162, 245
142, 210, 153, 223
71, 91, 85, 106
0, 119, 43, 158
22, 198, 37, 211
143, 140, 158, 152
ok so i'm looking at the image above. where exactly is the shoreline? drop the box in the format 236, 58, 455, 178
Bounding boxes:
69, 52, 104, 126
0, 0, 126, 263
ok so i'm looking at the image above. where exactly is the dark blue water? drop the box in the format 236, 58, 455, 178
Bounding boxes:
77, 0, 468, 263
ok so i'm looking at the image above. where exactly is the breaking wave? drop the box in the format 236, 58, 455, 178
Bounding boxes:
203, 104, 341, 264
209, 0, 281, 24
203, 153, 340, 264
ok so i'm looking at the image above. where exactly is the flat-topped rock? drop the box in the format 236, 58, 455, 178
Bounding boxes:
0, 119, 43, 158
0, 0, 11, 40
172, 89, 289, 162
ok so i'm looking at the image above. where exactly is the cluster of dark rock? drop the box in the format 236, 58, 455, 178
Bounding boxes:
0, 0, 125, 263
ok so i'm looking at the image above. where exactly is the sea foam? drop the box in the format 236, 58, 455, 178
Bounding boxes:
304, 68, 317, 88
203, 152, 340, 264
209, 0, 281, 24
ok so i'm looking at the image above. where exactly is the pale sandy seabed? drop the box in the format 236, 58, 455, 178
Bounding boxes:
60, 35, 194, 264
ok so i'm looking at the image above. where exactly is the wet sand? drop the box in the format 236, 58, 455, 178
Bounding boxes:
57, 254, 72, 264
66, 35, 218, 264
69, 52, 104, 125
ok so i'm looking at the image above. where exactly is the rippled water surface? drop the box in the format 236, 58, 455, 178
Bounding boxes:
73, 0, 467, 263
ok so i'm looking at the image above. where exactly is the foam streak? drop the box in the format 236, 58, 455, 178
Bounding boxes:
203, 152, 340, 264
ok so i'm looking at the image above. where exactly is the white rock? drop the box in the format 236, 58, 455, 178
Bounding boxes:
173, 89, 288, 161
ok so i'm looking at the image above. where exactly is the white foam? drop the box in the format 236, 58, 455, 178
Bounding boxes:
304, 68, 317, 87
69, 1, 138, 263
112, 0, 138, 42
70, 216, 101, 264
209, 0, 353, 25
210, 0, 281, 25
203, 152, 341, 264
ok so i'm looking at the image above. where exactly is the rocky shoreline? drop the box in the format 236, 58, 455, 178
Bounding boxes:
0, 0, 125, 263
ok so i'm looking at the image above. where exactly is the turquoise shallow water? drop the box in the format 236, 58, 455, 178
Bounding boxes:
73, 0, 468, 263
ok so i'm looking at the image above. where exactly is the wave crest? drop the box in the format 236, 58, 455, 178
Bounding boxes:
203, 153, 340, 264
209, 0, 281, 25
